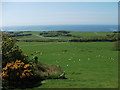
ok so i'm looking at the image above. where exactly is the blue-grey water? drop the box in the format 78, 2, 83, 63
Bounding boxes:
2, 25, 118, 31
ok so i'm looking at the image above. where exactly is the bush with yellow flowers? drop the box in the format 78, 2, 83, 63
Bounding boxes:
1, 60, 34, 81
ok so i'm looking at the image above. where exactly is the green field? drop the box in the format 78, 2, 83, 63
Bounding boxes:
2, 31, 118, 88
17, 41, 118, 88
8, 31, 118, 41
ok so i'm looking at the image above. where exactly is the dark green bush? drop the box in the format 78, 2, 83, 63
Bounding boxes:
39, 31, 71, 37
2, 33, 29, 67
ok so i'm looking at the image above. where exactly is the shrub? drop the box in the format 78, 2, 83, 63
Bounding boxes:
1, 60, 44, 89
39, 31, 71, 37
2, 33, 29, 67
1, 60, 34, 81
1, 34, 44, 89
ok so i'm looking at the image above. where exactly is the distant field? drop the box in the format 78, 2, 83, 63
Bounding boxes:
7, 31, 119, 42
17, 41, 118, 88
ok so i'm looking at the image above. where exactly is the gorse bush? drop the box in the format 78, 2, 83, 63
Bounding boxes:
1, 60, 34, 81
1, 34, 44, 88
2, 34, 29, 67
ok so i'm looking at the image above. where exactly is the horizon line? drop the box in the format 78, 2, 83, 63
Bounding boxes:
1, 24, 118, 27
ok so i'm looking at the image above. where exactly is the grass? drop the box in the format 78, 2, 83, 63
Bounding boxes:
17, 41, 118, 88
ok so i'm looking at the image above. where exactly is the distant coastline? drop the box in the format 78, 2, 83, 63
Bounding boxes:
2, 25, 118, 32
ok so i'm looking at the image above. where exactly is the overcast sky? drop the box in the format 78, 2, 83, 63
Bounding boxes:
1, 2, 118, 26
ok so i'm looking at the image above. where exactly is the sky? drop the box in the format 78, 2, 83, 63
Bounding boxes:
1, 0, 120, 2
1, 2, 118, 26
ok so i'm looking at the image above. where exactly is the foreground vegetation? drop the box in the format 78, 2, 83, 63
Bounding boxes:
1, 34, 65, 89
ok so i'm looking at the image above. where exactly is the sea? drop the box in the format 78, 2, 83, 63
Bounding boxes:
1, 25, 118, 32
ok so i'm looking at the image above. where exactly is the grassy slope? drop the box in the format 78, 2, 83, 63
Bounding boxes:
17, 42, 118, 88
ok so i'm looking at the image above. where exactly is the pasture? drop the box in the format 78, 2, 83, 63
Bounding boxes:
17, 41, 118, 88
8, 31, 117, 41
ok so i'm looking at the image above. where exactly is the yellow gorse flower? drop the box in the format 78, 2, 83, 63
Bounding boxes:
24, 64, 31, 69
